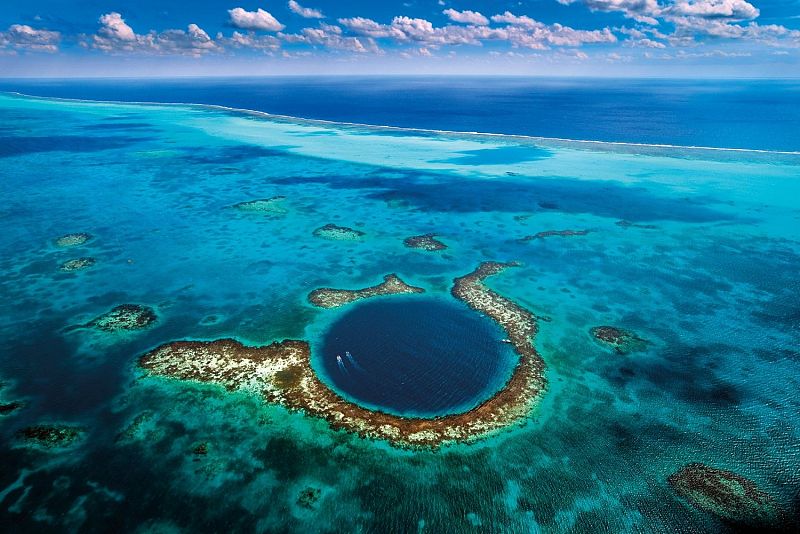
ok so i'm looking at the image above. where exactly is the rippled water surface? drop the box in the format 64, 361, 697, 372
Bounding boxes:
0, 91, 799, 532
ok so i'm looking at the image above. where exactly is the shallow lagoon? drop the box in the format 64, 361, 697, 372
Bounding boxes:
0, 92, 799, 531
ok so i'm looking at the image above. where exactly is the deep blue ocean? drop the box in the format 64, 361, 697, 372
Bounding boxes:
2, 77, 799, 151
0, 79, 799, 532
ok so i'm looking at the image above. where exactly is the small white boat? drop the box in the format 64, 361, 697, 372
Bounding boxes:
336, 354, 348, 374
345, 351, 364, 371
500, 339, 512, 344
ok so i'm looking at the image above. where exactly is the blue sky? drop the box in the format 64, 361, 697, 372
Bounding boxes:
1, 1, 799, 77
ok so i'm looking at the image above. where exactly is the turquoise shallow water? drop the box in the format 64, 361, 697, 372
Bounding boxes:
0, 92, 799, 532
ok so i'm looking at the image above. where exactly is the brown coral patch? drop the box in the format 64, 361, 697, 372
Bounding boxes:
231, 196, 287, 215
403, 233, 448, 251
59, 257, 96, 272
668, 463, 784, 527
590, 326, 648, 355
308, 274, 424, 309
17, 424, 85, 448
312, 223, 365, 240
87, 304, 157, 332
139, 262, 545, 448
55, 232, 93, 247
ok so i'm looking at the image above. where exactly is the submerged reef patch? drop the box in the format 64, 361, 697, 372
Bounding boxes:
297, 487, 321, 510
85, 304, 158, 332
616, 220, 658, 230
590, 326, 648, 354
231, 196, 287, 215
139, 262, 545, 448
115, 411, 156, 443
520, 230, 590, 242
403, 233, 448, 251
668, 463, 784, 527
59, 257, 96, 272
312, 223, 365, 240
0, 401, 25, 416
308, 274, 424, 309
55, 233, 92, 247
16, 424, 86, 449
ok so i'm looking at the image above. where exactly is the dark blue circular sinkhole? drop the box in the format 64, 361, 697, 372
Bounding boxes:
318, 297, 518, 418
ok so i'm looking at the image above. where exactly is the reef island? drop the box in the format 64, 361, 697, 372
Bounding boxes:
139, 262, 546, 448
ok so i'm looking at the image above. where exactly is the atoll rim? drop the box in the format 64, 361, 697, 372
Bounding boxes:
139, 262, 545, 448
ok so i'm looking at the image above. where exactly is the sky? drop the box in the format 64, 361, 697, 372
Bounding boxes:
0, 1, 799, 77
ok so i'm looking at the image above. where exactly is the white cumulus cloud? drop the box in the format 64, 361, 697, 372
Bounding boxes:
281, 23, 380, 53
0, 24, 61, 53
669, 0, 759, 20
87, 12, 219, 56
98, 12, 136, 41
442, 9, 489, 26
288, 1, 324, 19
490, 12, 539, 28
228, 7, 285, 31
556, 0, 662, 25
